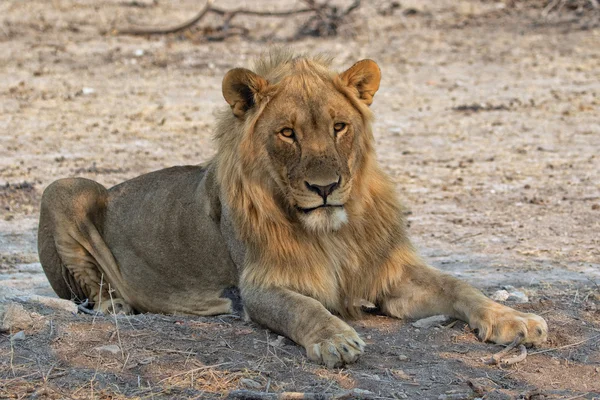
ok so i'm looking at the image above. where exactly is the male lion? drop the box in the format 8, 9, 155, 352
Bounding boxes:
38, 51, 547, 368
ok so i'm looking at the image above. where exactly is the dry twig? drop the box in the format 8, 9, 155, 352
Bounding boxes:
483, 334, 528, 366
227, 389, 376, 399
117, 0, 313, 35
108, 284, 125, 360
499, 344, 527, 365
116, 0, 361, 39
529, 333, 600, 355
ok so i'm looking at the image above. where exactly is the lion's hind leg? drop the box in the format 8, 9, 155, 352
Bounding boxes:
38, 178, 132, 314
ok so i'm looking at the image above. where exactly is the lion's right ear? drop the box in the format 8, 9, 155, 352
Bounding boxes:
222, 68, 268, 119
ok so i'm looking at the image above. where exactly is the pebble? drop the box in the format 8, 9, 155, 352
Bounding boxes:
0, 303, 35, 332
271, 335, 285, 347
490, 290, 510, 301
334, 389, 376, 399
94, 345, 121, 355
11, 331, 26, 341
491, 286, 529, 303
412, 315, 449, 329
240, 378, 262, 389
398, 354, 409, 361
438, 392, 470, 400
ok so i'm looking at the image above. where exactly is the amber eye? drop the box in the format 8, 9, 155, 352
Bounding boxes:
333, 122, 347, 134
279, 128, 295, 139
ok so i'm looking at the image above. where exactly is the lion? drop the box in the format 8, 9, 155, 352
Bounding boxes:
38, 51, 547, 368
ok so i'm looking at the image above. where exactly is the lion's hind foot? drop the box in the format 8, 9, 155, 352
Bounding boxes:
95, 298, 133, 315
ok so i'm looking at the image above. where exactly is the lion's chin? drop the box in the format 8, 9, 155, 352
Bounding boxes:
297, 206, 348, 233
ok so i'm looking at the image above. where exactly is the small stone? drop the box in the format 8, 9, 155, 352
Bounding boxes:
82, 87, 95, 95
1, 303, 34, 332
333, 388, 376, 399
271, 335, 285, 347
11, 331, 26, 341
94, 345, 121, 355
439, 392, 470, 400
391, 369, 411, 380
412, 315, 449, 329
360, 373, 381, 381
240, 378, 261, 389
134, 49, 145, 57
351, 389, 375, 396
491, 290, 510, 301
506, 291, 528, 303
398, 354, 409, 361
492, 287, 529, 303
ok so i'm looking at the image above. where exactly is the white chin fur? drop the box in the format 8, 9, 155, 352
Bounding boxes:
299, 207, 348, 233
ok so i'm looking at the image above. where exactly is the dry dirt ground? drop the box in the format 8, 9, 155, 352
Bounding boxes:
1, 0, 600, 398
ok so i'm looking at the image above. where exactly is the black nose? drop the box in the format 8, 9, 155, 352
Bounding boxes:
305, 177, 340, 201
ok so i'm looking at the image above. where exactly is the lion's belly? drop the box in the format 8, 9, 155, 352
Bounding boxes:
102, 166, 239, 314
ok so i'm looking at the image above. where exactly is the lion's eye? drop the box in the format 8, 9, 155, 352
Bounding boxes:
279, 128, 295, 140
333, 123, 347, 134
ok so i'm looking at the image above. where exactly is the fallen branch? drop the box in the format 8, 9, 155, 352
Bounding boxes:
483, 334, 527, 366
116, 0, 314, 36
542, 0, 600, 17
500, 344, 527, 365
117, 0, 214, 35
297, 0, 361, 37
227, 389, 375, 400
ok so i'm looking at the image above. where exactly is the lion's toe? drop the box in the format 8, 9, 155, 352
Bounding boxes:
522, 312, 548, 346
96, 298, 133, 315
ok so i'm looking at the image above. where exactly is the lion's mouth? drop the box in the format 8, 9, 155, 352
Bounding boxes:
295, 204, 344, 214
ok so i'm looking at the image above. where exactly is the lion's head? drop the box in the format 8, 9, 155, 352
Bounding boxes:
216, 51, 381, 234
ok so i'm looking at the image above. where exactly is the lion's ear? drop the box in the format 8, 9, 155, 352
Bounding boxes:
339, 59, 381, 106
222, 68, 269, 118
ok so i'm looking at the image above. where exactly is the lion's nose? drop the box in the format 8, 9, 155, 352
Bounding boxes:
305, 177, 340, 201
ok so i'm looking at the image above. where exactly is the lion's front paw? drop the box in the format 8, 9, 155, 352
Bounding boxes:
305, 329, 365, 368
471, 303, 548, 346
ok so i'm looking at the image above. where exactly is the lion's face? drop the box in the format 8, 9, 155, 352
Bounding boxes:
255, 79, 366, 232
222, 58, 380, 233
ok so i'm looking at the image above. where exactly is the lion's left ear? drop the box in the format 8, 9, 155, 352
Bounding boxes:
222, 68, 269, 119
339, 59, 381, 106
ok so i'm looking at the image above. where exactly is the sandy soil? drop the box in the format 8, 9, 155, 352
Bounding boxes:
1, 0, 599, 398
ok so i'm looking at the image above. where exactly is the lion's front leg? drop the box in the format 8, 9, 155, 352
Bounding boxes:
242, 285, 365, 368
380, 262, 547, 346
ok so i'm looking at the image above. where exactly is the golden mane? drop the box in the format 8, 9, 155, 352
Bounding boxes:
214, 52, 419, 318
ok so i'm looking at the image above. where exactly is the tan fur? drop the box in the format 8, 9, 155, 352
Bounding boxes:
38, 50, 547, 368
